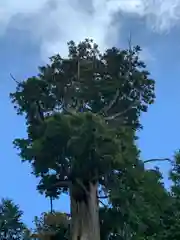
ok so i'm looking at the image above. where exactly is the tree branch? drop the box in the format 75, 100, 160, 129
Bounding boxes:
62, 99, 77, 115
101, 32, 135, 120
98, 199, 108, 208
144, 158, 172, 164
102, 89, 120, 115
104, 101, 139, 121
51, 180, 71, 188
76, 178, 90, 197
10, 73, 21, 84
98, 195, 108, 199
127, 31, 132, 54
40, 180, 71, 192
34, 100, 45, 122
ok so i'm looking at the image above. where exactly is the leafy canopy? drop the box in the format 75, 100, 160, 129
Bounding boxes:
10, 39, 155, 202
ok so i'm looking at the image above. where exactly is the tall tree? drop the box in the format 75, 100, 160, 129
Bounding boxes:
10, 39, 155, 240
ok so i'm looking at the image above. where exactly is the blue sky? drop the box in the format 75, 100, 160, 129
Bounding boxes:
1, 0, 180, 227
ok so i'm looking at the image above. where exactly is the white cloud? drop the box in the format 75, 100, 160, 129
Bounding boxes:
0, 0, 180, 59
143, 0, 180, 32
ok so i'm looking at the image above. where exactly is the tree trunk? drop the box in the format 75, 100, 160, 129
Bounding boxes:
70, 182, 100, 240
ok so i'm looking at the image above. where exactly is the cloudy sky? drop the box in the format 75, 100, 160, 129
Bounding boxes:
1, 0, 180, 226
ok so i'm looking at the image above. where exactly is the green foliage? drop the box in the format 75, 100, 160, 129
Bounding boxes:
158, 151, 180, 240
10, 39, 155, 202
32, 211, 70, 240
99, 166, 170, 240
0, 198, 27, 240
10, 39, 155, 122
10, 38, 177, 240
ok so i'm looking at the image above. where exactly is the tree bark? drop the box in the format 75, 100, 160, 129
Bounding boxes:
70, 182, 100, 240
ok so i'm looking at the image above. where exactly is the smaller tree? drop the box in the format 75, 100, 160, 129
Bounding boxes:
160, 151, 180, 240
99, 165, 170, 240
0, 198, 27, 240
31, 211, 70, 240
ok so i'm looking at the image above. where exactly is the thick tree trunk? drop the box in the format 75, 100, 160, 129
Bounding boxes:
70, 182, 100, 240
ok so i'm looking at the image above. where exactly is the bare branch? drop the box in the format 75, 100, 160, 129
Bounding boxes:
127, 31, 132, 54
102, 89, 120, 115
101, 32, 134, 119
61, 58, 81, 114
41, 180, 71, 192
98, 195, 108, 199
144, 158, 172, 164
104, 101, 139, 121
98, 199, 108, 208
10, 73, 21, 84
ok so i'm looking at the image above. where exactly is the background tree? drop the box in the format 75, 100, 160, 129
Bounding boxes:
10, 38, 156, 240
99, 165, 170, 240
156, 151, 180, 240
0, 198, 28, 240
31, 211, 70, 240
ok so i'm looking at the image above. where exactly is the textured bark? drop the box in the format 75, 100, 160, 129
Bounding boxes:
70, 182, 100, 240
